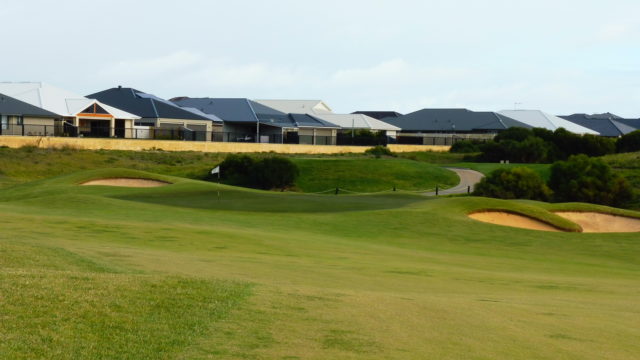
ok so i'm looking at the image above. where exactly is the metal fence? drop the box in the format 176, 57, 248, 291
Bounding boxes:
0, 123, 497, 146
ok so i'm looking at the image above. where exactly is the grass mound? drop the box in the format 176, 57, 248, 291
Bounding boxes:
292, 157, 458, 192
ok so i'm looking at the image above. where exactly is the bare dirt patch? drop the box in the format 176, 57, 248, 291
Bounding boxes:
80, 178, 170, 188
468, 211, 562, 232
554, 212, 640, 233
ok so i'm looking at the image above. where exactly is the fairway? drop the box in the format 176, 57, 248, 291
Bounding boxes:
1, 168, 639, 359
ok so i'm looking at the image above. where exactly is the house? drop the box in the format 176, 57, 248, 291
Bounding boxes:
381, 108, 531, 144
351, 111, 402, 120
0, 82, 138, 138
254, 100, 401, 142
87, 87, 222, 141
499, 110, 599, 135
0, 93, 61, 136
559, 113, 638, 137
171, 98, 339, 144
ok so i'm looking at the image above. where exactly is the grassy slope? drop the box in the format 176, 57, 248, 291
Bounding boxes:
291, 157, 458, 192
0, 169, 639, 359
0, 148, 458, 194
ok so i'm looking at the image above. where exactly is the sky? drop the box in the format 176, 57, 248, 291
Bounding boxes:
2, 0, 639, 117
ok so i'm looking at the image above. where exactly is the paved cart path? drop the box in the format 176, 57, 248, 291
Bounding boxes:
424, 168, 484, 196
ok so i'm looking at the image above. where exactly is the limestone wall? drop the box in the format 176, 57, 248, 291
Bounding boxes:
0, 136, 450, 154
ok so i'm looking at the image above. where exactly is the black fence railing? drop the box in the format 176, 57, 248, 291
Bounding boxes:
0, 123, 496, 146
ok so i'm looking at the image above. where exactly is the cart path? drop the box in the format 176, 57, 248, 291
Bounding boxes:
424, 168, 485, 196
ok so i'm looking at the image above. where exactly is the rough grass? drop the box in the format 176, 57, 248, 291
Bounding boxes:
0, 169, 639, 359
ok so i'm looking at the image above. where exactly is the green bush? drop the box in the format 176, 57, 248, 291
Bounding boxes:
216, 154, 299, 190
473, 167, 552, 201
364, 145, 395, 158
450, 140, 482, 153
548, 154, 634, 206
616, 130, 640, 153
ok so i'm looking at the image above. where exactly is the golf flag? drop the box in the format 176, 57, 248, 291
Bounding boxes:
211, 166, 220, 176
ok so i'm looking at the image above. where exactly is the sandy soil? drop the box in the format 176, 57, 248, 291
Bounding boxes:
555, 212, 640, 233
80, 178, 170, 188
468, 211, 562, 232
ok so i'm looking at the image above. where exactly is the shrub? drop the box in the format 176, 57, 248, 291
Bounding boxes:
216, 154, 299, 190
617, 130, 640, 153
473, 167, 552, 201
494, 127, 533, 142
548, 154, 634, 206
364, 145, 394, 158
450, 140, 482, 153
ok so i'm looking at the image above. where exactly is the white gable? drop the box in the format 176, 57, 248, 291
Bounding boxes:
313, 114, 400, 131
254, 100, 334, 115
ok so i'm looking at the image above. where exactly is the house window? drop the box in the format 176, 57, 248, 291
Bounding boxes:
1, 115, 7, 130
7, 115, 23, 125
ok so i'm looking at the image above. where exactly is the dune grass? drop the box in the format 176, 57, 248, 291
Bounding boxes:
0, 168, 639, 359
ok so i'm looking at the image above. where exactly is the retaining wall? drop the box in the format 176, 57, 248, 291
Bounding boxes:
0, 136, 450, 154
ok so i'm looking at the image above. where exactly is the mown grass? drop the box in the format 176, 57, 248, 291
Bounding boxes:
0, 241, 250, 360
0, 168, 639, 359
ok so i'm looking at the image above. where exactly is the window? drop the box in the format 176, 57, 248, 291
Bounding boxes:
1, 115, 7, 130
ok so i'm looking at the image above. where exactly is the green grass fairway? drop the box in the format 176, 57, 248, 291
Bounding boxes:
292, 157, 458, 192
1, 168, 639, 359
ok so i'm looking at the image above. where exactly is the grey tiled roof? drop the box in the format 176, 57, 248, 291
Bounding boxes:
383, 108, 530, 132
0, 93, 60, 117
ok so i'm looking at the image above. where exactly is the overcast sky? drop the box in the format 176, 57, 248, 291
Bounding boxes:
2, 0, 639, 116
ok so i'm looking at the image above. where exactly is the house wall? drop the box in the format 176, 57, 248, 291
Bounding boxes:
0, 116, 58, 136
0, 136, 450, 154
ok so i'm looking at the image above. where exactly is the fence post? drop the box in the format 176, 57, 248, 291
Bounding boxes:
435, 185, 439, 196
468, 185, 471, 194
335, 187, 339, 195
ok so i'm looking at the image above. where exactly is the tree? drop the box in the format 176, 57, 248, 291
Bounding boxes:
217, 154, 299, 190
473, 167, 552, 201
617, 130, 640, 153
548, 154, 633, 206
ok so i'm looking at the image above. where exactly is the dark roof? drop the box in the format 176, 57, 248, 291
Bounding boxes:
0, 93, 60, 117
351, 111, 402, 120
559, 114, 638, 137
170, 98, 338, 128
87, 87, 216, 122
383, 108, 531, 132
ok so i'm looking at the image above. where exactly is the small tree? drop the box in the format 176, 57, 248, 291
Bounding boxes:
548, 154, 633, 206
450, 140, 482, 153
473, 167, 552, 201
364, 145, 395, 158
217, 154, 299, 190
617, 130, 640, 153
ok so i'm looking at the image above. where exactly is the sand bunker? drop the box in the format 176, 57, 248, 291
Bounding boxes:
554, 212, 640, 233
468, 211, 562, 232
81, 178, 170, 188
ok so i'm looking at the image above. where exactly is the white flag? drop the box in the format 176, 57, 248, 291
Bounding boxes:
211, 166, 220, 175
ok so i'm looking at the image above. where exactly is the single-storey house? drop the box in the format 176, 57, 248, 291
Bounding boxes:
87, 87, 222, 141
0, 93, 61, 136
381, 108, 532, 144
499, 110, 598, 135
254, 100, 401, 142
0, 82, 139, 138
170, 98, 339, 144
559, 113, 638, 137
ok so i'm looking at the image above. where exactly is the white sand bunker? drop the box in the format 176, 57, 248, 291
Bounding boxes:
555, 212, 640, 233
81, 178, 170, 188
469, 211, 562, 232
